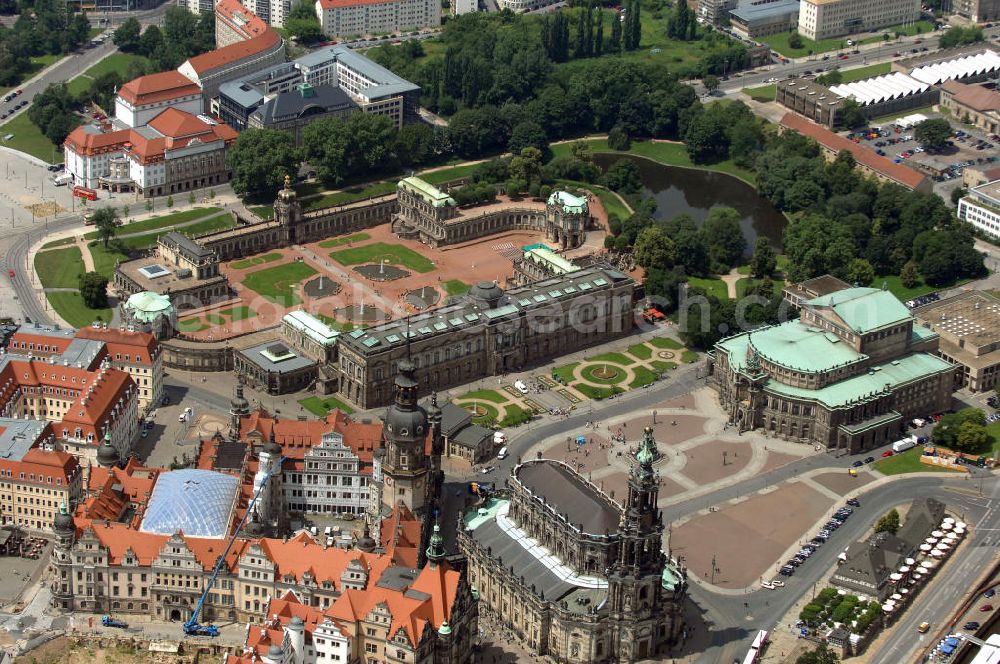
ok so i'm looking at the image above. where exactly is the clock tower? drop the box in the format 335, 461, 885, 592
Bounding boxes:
380, 353, 430, 516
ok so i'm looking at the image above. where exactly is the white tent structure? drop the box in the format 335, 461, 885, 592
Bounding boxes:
829, 72, 930, 108
910, 50, 1000, 86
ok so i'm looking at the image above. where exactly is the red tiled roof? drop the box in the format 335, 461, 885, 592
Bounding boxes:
215, 0, 271, 40
63, 126, 131, 157
75, 327, 159, 364
0, 359, 136, 442
779, 113, 928, 190
257, 532, 394, 587
942, 79, 1000, 112
239, 409, 383, 471
0, 443, 79, 488
117, 71, 202, 107
7, 330, 77, 356
183, 28, 281, 76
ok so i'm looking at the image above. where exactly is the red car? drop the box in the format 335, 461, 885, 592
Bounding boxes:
981, 604, 994, 612
881, 450, 894, 457
839, 54, 849, 60
7, 269, 14, 278
14, 89, 22, 96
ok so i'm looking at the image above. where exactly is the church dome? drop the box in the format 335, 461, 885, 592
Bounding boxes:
385, 403, 428, 441
467, 281, 504, 308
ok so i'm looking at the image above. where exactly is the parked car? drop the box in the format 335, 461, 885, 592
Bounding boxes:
882, 450, 894, 457
771, 579, 785, 588
918, 621, 930, 633
964, 621, 981, 631
851, 460, 864, 467
846, 498, 860, 507
779, 565, 795, 576
760, 580, 774, 589
864, 456, 875, 463
986, 588, 996, 598
980, 604, 993, 612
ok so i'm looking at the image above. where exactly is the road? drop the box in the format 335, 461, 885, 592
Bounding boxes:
715, 23, 1000, 97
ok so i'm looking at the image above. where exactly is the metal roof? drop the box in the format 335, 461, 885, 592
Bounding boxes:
282, 310, 339, 346
730, 0, 800, 25
807, 287, 912, 333
910, 49, 1000, 85
829, 72, 930, 107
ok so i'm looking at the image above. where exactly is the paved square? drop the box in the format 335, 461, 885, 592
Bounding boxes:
670, 482, 832, 589
678, 439, 751, 486
811, 470, 876, 495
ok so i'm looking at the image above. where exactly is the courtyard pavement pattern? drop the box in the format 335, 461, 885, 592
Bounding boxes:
186, 224, 556, 340
523, 387, 888, 593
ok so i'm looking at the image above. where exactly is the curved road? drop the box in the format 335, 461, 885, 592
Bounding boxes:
481, 374, 999, 664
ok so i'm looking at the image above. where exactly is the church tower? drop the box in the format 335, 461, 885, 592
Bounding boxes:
380, 353, 430, 517
607, 426, 671, 662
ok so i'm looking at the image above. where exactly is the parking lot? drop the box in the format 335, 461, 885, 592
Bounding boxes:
844, 111, 1000, 200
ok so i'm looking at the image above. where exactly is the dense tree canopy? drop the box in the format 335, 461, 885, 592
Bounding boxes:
914, 118, 953, 151
226, 129, 301, 198
0, 0, 91, 86
301, 113, 399, 185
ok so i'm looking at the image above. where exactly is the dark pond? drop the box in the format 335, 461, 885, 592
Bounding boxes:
594, 153, 787, 249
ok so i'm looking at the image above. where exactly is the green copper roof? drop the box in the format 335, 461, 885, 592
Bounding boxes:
636, 426, 658, 467
722, 320, 866, 374
547, 190, 588, 215
765, 352, 954, 409
524, 247, 579, 275
124, 291, 173, 322
806, 287, 911, 333
399, 177, 456, 208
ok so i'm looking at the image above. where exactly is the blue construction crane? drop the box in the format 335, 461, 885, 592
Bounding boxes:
183, 456, 285, 637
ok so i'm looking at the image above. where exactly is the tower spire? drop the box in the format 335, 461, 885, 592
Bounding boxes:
425, 520, 446, 567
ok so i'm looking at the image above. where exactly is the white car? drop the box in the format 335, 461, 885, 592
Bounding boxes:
480, 465, 495, 474
760, 581, 774, 589
770, 579, 785, 588
514, 380, 529, 394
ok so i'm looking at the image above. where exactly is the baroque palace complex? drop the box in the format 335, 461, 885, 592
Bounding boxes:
112, 171, 636, 410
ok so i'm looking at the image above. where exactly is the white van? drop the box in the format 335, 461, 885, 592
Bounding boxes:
514, 380, 528, 394
324, 526, 333, 537
497, 446, 508, 460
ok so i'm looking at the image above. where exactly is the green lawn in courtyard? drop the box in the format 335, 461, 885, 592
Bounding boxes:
983, 421, 1000, 460
629, 367, 658, 389
627, 343, 653, 360
218, 306, 257, 321
469, 402, 500, 425
231, 252, 283, 270
743, 84, 776, 102
681, 350, 700, 363
299, 395, 355, 416
85, 207, 224, 240
47, 291, 111, 328
41, 237, 76, 249
650, 337, 682, 350
688, 276, 729, 301
575, 383, 625, 400
315, 313, 356, 331
317, 233, 372, 249
178, 318, 209, 333
35, 246, 84, 289
242, 262, 318, 306
551, 138, 756, 186
764, 31, 849, 58
872, 448, 962, 475
736, 277, 786, 298
581, 364, 628, 384
859, 21, 935, 43
867, 274, 969, 302
442, 279, 470, 296
552, 363, 579, 383
205, 314, 226, 325
303, 182, 397, 211
587, 351, 633, 365
250, 205, 274, 220
418, 163, 480, 185
328, 242, 435, 273
460, 389, 507, 403
0, 111, 72, 163
87, 242, 129, 279
652, 360, 678, 372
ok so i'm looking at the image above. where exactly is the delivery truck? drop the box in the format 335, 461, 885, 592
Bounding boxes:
892, 437, 917, 453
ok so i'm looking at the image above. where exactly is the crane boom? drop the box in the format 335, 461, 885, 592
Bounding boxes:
183, 456, 285, 636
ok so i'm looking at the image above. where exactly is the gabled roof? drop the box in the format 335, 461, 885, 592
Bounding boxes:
182, 28, 282, 77
806, 287, 912, 334
117, 71, 202, 106
779, 112, 928, 190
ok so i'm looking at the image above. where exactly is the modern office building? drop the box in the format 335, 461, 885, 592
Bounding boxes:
459, 428, 687, 662
913, 291, 1000, 393
797, 0, 920, 41
729, 0, 800, 39
711, 286, 956, 453
958, 177, 1000, 240
315, 0, 440, 38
